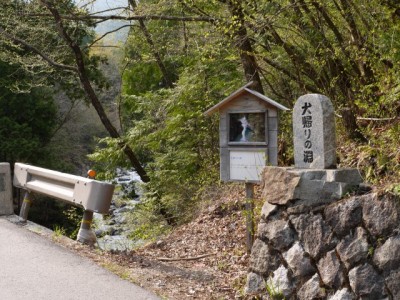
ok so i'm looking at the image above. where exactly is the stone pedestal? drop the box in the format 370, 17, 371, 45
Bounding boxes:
261, 167, 363, 207
0, 163, 13, 215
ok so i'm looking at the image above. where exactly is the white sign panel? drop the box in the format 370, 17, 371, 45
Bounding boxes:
229, 150, 266, 182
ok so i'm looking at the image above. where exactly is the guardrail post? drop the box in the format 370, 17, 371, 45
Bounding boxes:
19, 191, 33, 222
77, 210, 96, 246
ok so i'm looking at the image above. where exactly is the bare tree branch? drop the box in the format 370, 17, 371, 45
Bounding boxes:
86, 24, 134, 49
22, 13, 216, 23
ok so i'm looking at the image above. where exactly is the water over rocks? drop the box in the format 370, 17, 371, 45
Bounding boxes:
94, 169, 142, 251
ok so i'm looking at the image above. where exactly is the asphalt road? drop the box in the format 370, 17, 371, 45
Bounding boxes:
0, 216, 159, 300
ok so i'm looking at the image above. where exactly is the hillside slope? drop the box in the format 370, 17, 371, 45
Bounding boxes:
52, 184, 259, 299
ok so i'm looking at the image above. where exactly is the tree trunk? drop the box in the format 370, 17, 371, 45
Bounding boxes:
226, 0, 264, 94
41, 0, 150, 182
340, 107, 368, 142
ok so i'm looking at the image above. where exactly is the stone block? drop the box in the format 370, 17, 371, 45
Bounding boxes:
373, 235, 400, 274
283, 241, 315, 278
297, 273, 325, 300
328, 288, 355, 300
385, 271, 400, 299
362, 193, 399, 236
293, 94, 336, 169
349, 263, 387, 299
245, 272, 265, 295
249, 239, 279, 275
266, 265, 293, 298
258, 219, 294, 251
291, 214, 337, 258
317, 250, 345, 289
325, 197, 362, 237
261, 167, 363, 206
261, 167, 300, 205
288, 168, 327, 180
325, 169, 363, 184
0, 163, 13, 215
260, 202, 278, 221
336, 227, 369, 269
293, 178, 325, 202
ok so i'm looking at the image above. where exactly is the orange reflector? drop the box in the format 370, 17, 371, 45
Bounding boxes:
87, 169, 96, 178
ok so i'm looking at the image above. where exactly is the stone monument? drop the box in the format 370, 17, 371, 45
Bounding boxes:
244, 94, 380, 299
260, 94, 362, 206
293, 94, 336, 169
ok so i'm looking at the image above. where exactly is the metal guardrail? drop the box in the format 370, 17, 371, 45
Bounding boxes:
13, 163, 114, 214
1, 163, 115, 245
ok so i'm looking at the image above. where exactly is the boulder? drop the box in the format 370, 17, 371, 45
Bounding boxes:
290, 214, 337, 258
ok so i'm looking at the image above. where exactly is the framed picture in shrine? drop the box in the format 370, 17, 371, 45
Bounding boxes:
228, 112, 267, 144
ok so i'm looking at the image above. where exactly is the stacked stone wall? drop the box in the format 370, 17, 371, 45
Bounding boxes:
246, 168, 400, 299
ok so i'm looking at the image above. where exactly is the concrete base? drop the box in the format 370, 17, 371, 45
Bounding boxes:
0, 163, 13, 215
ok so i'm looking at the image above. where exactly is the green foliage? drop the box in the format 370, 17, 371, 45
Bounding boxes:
338, 119, 400, 185
27, 196, 84, 239
52, 225, 66, 240
0, 61, 57, 163
265, 279, 285, 300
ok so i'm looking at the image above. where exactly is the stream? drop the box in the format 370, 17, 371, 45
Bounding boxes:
94, 169, 143, 251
